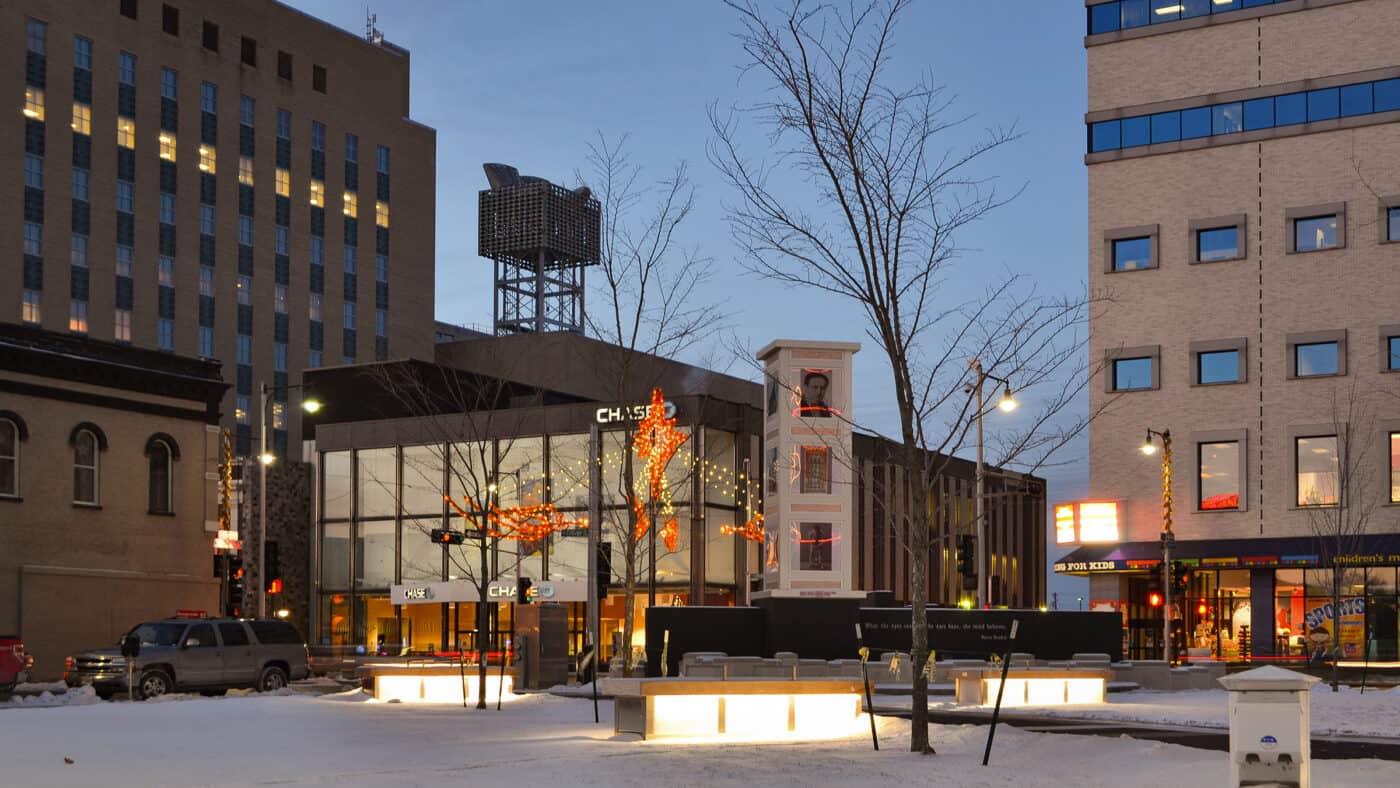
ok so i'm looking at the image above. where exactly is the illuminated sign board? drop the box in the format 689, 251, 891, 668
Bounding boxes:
1052, 501, 1120, 545
595, 400, 677, 424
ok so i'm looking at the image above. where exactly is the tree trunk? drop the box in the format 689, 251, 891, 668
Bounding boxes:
903, 439, 934, 754
477, 538, 489, 709
1331, 571, 1341, 692
620, 437, 638, 678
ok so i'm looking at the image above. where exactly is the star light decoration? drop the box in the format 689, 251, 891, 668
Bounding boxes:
445, 494, 586, 545
632, 387, 688, 552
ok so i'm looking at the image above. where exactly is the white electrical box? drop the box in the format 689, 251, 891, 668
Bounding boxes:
1218, 666, 1320, 788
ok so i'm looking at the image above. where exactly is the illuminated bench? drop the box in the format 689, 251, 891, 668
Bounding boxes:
608, 678, 866, 741
363, 663, 516, 704
952, 668, 1111, 707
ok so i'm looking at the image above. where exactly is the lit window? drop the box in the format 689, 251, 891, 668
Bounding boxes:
23, 87, 45, 121
343, 191, 357, 217
21, 290, 41, 324
161, 68, 178, 100
240, 96, 255, 126
308, 293, 322, 321
200, 265, 214, 297
24, 154, 43, 189
119, 52, 136, 86
72, 168, 89, 201
69, 299, 88, 334
271, 401, 285, 430
74, 36, 92, 70
199, 145, 216, 173
198, 327, 214, 358
114, 309, 131, 342
275, 168, 290, 197
377, 145, 389, 174
1390, 432, 1399, 504
237, 335, 252, 364
158, 319, 174, 351
235, 397, 250, 425
159, 256, 174, 287
375, 201, 389, 228
26, 19, 46, 54
70, 234, 88, 267
239, 156, 254, 185
274, 342, 288, 372
116, 245, 133, 277
1294, 215, 1338, 252
200, 204, 215, 236
159, 132, 177, 162
23, 222, 42, 256
73, 428, 99, 505
310, 179, 325, 207
237, 275, 252, 306
71, 102, 91, 135
1296, 435, 1339, 507
1198, 441, 1240, 510
160, 193, 176, 224
200, 82, 217, 114
1113, 357, 1154, 391
116, 181, 134, 213
274, 284, 288, 313
117, 117, 136, 149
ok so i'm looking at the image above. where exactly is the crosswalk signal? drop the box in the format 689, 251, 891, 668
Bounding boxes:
517, 577, 534, 605
1171, 561, 1191, 595
956, 535, 976, 577
430, 528, 466, 545
227, 557, 245, 617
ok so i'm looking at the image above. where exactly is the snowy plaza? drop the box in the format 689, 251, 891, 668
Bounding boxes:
4, 684, 1400, 787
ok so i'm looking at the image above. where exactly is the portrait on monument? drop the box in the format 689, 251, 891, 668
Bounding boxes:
796, 368, 834, 418
799, 445, 831, 494
797, 522, 833, 571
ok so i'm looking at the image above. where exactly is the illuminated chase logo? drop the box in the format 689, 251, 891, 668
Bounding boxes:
595, 400, 677, 424
402, 586, 435, 601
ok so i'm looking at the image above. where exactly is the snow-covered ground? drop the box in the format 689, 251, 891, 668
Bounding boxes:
0, 689, 1394, 787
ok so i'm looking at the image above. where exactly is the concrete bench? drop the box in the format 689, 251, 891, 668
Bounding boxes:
952, 667, 1112, 706
361, 663, 516, 703
608, 677, 865, 740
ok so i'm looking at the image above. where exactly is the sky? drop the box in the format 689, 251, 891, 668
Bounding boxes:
285, 0, 1092, 605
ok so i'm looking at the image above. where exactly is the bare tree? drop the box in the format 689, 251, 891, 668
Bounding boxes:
1302, 379, 1382, 691
710, 0, 1100, 753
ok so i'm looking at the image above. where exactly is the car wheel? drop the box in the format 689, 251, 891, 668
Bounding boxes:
95, 689, 115, 701
257, 666, 288, 692
136, 670, 172, 700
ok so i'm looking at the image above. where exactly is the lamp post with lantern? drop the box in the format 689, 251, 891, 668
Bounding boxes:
1140, 428, 1174, 663
966, 359, 1018, 608
256, 382, 323, 618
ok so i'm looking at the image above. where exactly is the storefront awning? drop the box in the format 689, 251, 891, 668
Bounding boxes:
1053, 533, 1400, 575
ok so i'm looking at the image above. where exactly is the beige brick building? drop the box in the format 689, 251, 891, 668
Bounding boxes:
1062, 0, 1400, 661
0, 322, 228, 679
2, 0, 436, 462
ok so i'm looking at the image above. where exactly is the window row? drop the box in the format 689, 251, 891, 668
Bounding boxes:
0, 415, 177, 514
1089, 77, 1400, 153
1164, 430, 1400, 512
1110, 330, 1400, 392
1088, 0, 1295, 36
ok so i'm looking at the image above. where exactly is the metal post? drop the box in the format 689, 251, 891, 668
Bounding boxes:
258, 382, 269, 619
587, 424, 601, 669
648, 498, 657, 609
974, 364, 987, 609
1157, 429, 1174, 664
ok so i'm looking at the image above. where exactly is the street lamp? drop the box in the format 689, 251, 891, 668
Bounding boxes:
256, 381, 323, 618
1141, 428, 1173, 662
966, 359, 1018, 608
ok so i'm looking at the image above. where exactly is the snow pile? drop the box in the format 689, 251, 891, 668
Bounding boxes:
5, 685, 100, 708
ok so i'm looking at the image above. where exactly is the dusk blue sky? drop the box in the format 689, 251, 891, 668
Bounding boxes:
287, 0, 1092, 605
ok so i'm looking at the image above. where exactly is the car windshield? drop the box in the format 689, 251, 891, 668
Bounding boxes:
125, 623, 186, 647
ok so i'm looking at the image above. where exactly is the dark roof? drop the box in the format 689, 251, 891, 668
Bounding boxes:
0, 322, 227, 409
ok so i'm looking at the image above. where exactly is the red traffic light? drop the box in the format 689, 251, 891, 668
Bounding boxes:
1197, 602, 1208, 616
268, 579, 283, 594
1147, 591, 1163, 607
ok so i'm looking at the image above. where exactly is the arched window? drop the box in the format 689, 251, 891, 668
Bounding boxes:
73, 428, 100, 505
148, 439, 173, 514
0, 416, 20, 498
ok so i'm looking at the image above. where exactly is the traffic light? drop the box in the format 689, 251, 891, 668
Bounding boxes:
227, 557, 245, 617
430, 528, 466, 545
1171, 561, 1191, 595
1147, 590, 1163, 608
266, 541, 281, 595
956, 535, 977, 590
517, 577, 534, 605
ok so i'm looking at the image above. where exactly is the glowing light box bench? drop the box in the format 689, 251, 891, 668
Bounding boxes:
951, 667, 1111, 707
607, 678, 867, 741
363, 663, 516, 704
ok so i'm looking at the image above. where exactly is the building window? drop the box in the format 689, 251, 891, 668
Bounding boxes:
73, 428, 99, 505
343, 302, 356, 328
159, 193, 176, 224
239, 156, 254, 186
237, 275, 252, 306
162, 4, 179, 36
199, 145, 216, 173
344, 246, 357, 273
72, 168, 90, 201
1296, 435, 1339, 507
1387, 207, 1400, 243
74, 36, 92, 70
375, 201, 389, 228
23, 87, 45, 121
277, 50, 292, 81
377, 145, 389, 174
311, 121, 325, 151
201, 205, 216, 236
161, 68, 178, 100
309, 293, 322, 321
1112, 237, 1151, 271
275, 168, 290, 197
276, 110, 291, 139
202, 20, 219, 51
311, 236, 324, 265
21, 290, 41, 324
24, 154, 43, 189
72, 103, 91, 135
159, 132, 177, 162
198, 326, 213, 357
121, 0, 138, 20
201, 82, 217, 113
119, 52, 136, 86
376, 255, 388, 282
274, 284, 288, 313
313, 65, 327, 94
310, 179, 325, 207
275, 226, 289, 255
1294, 215, 1338, 252
159, 256, 174, 287
71, 234, 88, 267
116, 245, 133, 277
1198, 440, 1240, 511
1195, 222, 1243, 263
117, 180, 134, 213
147, 437, 173, 514
1287, 330, 1347, 379
274, 342, 287, 372
114, 309, 131, 342
235, 396, 250, 425
238, 216, 253, 246
0, 417, 18, 498
1386, 332, 1400, 372
200, 266, 213, 296
345, 133, 358, 162
26, 18, 46, 54
158, 318, 174, 351
68, 299, 88, 334
343, 191, 358, 218
1391, 431, 1399, 504
237, 334, 252, 364
375, 308, 387, 337
240, 95, 255, 126
241, 36, 257, 67
23, 222, 42, 256
118, 117, 136, 149
1112, 356, 1155, 391
308, 350, 321, 369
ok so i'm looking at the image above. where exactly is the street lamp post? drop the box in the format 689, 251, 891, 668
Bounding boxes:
256, 381, 322, 619
967, 359, 1018, 609
1141, 428, 1173, 663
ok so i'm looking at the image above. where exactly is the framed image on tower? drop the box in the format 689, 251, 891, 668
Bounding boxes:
797, 522, 834, 571
795, 368, 835, 418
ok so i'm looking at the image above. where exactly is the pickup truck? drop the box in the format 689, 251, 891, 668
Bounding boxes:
0, 633, 34, 697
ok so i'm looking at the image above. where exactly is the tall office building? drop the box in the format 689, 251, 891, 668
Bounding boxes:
3, 0, 435, 458
1058, 0, 1400, 661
